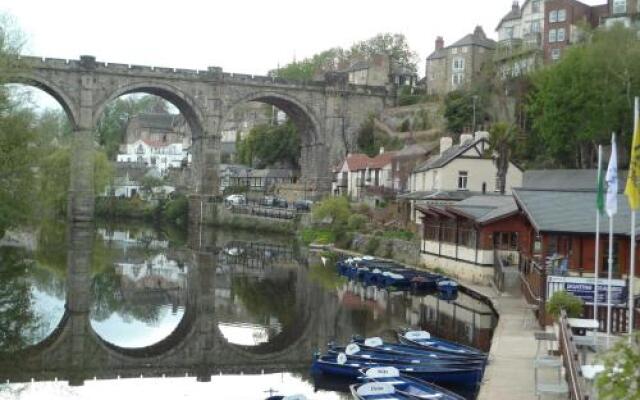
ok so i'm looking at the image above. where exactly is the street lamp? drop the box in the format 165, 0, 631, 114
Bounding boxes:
472, 95, 479, 133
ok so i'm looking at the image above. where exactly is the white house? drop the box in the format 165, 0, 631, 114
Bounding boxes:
116, 139, 191, 175
402, 132, 523, 224
332, 150, 396, 200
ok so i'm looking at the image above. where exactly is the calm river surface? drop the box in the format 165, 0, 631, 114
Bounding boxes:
0, 221, 496, 400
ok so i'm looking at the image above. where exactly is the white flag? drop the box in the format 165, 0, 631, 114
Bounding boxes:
606, 133, 618, 217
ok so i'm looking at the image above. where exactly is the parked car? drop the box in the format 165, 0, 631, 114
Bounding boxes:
225, 194, 246, 205
260, 196, 276, 207
274, 198, 289, 208
294, 199, 313, 211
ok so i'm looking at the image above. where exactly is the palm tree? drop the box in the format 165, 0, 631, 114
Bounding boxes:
489, 122, 518, 195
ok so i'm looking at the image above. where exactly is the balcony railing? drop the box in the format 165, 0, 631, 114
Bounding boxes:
494, 38, 542, 61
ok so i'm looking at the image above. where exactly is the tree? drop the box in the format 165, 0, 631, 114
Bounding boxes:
96, 95, 171, 159
444, 90, 488, 134
489, 122, 518, 195
527, 25, 640, 168
271, 32, 418, 81
595, 333, 640, 400
312, 197, 350, 229
237, 120, 300, 168
349, 33, 418, 73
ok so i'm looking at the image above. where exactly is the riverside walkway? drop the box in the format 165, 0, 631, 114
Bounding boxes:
474, 284, 540, 400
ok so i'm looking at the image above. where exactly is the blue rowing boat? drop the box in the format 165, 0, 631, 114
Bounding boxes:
351, 337, 487, 362
311, 353, 483, 387
327, 343, 486, 367
359, 367, 466, 400
350, 382, 414, 400
398, 330, 487, 358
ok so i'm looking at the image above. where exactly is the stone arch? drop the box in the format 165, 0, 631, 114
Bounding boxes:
5, 73, 80, 129
93, 81, 206, 138
89, 300, 198, 360
221, 91, 323, 146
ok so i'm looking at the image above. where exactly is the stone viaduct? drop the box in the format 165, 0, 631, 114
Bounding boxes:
0, 224, 347, 386
10, 55, 392, 222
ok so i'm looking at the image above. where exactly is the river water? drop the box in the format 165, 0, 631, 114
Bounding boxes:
0, 221, 497, 400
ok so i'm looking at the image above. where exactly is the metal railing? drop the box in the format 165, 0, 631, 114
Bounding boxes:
493, 250, 506, 292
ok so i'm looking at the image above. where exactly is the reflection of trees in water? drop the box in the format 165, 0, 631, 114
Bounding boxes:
90, 267, 166, 324
0, 248, 43, 351
231, 274, 297, 330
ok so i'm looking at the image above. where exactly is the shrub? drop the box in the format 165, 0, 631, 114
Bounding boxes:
364, 237, 380, 255
399, 119, 411, 132
162, 194, 189, 225
348, 214, 368, 231
546, 290, 584, 319
312, 197, 350, 228
595, 332, 640, 400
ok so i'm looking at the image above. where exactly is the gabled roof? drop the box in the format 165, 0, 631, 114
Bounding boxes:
513, 188, 640, 236
427, 48, 447, 61
413, 137, 487, 173
497, 2, 523, 30
450, 26, 496, 49
397, 190, 482, 202
369, 152, 396, 169
449, 195, 518, 224
343, 153, 372, 171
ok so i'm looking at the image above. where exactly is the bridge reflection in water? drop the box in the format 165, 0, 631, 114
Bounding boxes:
0, 222, 496, 397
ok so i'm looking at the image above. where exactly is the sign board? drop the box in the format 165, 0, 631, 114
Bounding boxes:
547, 276, 627, 305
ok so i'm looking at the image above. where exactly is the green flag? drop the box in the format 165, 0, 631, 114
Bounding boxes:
596, 168, 605, 214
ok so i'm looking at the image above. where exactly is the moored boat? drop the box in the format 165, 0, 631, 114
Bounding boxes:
311, 352, 483, 387
359, 367, 466, 400
350, 382, 413, 400
350, 337, 487, 362
398, 330, 487, 358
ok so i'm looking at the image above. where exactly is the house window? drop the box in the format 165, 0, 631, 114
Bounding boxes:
549, 10, 558, 23
532, 0, 541, 13
549, 29, 557, 43
551, 48, 561, 60
505, 26, 514, 39
557, 28, 566, 42
453, 58, 465, 71
457, 171, 468, 190
452, 47, 458, 54
613, 0, 627, 14
557, 9, 566, 22
531, 21, 541, 33
452, 73, 464, 86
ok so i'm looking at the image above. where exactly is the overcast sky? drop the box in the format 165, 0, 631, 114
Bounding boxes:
0, 0, 594, 76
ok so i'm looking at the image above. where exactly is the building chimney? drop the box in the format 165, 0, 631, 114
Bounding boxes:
440, 137, 453, 154
435, 36, 445, 50
460, 133, 474, 144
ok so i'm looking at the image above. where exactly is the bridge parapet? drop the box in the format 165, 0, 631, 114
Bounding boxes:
16, 55, 389, 96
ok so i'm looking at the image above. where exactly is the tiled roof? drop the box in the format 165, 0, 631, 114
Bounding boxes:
368, 152, 396, 169
450, 27, 496, 49
513, 188, 640, 236
427, 49, 447, 61
343, 153, 373, 171
450, 196, 518, 224
397, 190, 482, 202
413, 138, 486, 173
497, 3, 522, 30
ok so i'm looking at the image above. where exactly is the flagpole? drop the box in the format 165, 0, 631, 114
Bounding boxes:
605, 132, 619, 347
594, 145, 602, 324
629, 97, 639, 340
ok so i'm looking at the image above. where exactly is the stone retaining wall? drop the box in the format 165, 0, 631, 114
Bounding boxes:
350, 233, 420, 266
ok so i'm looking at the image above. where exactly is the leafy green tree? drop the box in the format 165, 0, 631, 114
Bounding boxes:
595, 333, 640, 400
489, 122, 519, 195
96, 95, 170, 159
272, 32, 418, 81
527, 25, 640, 168
444, 90, 487, 134
38, 147, 113, 218
237, 120, 300, 168
312, 196, 350, 229
349, 33, 418, 73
